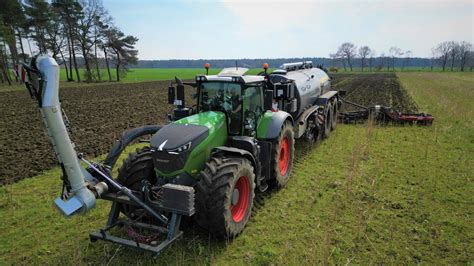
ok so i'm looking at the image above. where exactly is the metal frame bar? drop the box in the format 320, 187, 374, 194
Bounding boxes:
90, 214, 184, 256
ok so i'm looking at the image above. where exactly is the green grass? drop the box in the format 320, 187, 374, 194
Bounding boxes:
0, 72, 473, 264
62, 68, 267, 82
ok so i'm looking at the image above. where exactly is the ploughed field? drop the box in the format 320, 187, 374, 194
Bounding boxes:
1, 74, 413, 184
331, 73, 418, 112
0, 81, 187, 184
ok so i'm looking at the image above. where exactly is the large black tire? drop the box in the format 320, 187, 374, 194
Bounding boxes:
117, 147, 156, 218
270, 121, 295, 188
323, 103, 333, 138
195, 156, 255, 238
331, 100, 338, 131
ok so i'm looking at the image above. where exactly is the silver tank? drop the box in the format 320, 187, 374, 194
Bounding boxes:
270, 67, 331, 118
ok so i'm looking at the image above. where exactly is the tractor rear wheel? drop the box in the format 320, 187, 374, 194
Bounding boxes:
331, 100, 338, 131
323, 103, 333, 138
117, 147, 156, 218
270, 121, 295, 188
195, 156, 255, 238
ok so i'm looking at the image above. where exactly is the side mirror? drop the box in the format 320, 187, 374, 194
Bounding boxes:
176, 83, 185, 108
168, 86, 175, 104
264, 90, 273, 111
175, 76, 185, 108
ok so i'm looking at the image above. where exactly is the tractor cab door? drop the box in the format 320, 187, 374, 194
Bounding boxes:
198, 82, 243, 135
242, 85, 264, 136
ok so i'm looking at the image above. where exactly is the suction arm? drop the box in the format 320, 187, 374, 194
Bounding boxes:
23, 55, 99, 216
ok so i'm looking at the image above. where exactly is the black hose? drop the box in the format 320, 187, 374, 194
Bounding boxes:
104, 125, 162, 168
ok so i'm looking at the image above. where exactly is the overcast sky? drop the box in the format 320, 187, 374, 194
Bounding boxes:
103, 0, 473, 60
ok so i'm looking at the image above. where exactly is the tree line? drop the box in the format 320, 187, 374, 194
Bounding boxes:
0, 0, 138, 86
330, 41, 473, 72
136, 57, 436, 69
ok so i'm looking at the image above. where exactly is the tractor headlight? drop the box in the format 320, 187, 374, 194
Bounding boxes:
168, 142, 192, 154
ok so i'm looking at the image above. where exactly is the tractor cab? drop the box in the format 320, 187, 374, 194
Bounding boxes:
168, 67, 271, 137
196, 71, 268, 136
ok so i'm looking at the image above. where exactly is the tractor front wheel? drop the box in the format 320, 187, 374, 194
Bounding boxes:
195, 156, 255, 238
270, 121, 295, 188
117, 147, 156, 218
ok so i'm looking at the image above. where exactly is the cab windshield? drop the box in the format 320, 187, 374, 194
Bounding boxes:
199, 82, 242, 134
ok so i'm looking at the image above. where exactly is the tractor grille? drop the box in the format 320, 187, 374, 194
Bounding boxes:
151, 149, 189, 174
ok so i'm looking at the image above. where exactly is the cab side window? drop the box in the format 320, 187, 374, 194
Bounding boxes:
243, 86, 263, 131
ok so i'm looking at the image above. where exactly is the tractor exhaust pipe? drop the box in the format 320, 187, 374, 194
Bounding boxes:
25, 55, 98, 216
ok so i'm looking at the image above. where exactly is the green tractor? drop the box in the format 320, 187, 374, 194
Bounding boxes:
20, 56, 340, 255
115, 61, 340, 239
118, 67, 298, 238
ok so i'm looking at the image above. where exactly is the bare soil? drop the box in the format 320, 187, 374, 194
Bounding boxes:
331, 73, 418, 112
0, 81, 187, 184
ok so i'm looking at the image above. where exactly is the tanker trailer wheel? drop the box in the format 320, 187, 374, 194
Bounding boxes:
195, 156, 255, 238
331, 100, 338, 131
323, 103, 333, 138
117, 147, 157, 219
270, 121, 295, 188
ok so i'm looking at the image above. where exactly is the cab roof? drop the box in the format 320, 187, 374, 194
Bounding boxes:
195, 67, 265, 84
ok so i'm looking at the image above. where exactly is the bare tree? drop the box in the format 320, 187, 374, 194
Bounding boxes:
74, 0, 106, 82
358, 46, 371, 72
458, 41, 472, 72
337, 42, 357, 71
389, 46, 402, 71
449, 41, 459, 71
434, 42, 451, 71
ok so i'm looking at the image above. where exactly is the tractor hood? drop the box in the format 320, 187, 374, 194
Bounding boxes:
150, 111, 227, 177
150, 123, 209, 152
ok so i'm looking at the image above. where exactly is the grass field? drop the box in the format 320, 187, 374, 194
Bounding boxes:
0, 68, 268, 92
0, 72, 472, 264
62, 68, 269, 82
59, 68, 219, 83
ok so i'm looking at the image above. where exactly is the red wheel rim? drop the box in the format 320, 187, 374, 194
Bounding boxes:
230, 176, 250, 223
279, 137, 290, 176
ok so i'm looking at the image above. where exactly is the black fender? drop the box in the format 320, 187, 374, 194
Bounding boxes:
315, 90, 339, 106
211, 146, 259, 185
265, 111, 294, 139
212, 147, 257, 169
104, 125, 163, 168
